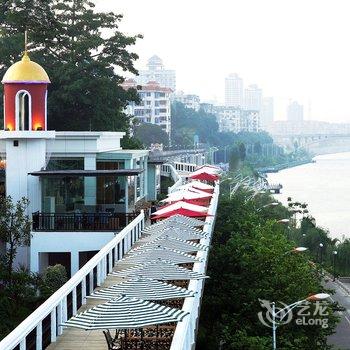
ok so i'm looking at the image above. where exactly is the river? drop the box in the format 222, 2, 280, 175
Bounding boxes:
267, 152, 350, 240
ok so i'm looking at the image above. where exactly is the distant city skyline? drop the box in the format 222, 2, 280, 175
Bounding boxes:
94, 0, 350, 123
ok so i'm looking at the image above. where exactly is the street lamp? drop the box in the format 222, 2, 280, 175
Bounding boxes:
292, 246, 308, 253
277, 219, 290, 224
333, 251, 338, 281
257, 202, 279, 211
272, 293, 330, 350
283, 247, 308, 256
319, 243, 324, 266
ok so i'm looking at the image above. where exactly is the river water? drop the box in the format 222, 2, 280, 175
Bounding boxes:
267, 152, 350, 240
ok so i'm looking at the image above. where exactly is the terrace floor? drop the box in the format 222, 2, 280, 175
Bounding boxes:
47, 240, 150, 350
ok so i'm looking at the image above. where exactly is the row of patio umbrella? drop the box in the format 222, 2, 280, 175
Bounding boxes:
150, 167, 220, 219
62, 216, 207, 331
62, 165, 221, 340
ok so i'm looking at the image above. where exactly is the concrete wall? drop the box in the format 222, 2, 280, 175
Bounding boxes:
30, 231, 115, 276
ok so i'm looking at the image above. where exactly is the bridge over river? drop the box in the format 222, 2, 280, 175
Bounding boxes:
272, 133, 350, 155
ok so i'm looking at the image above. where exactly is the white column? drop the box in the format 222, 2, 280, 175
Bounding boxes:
82, 277, 87, 305
30, 250, 39, 273
72, 288, 77, 315
84, 154, 96, 206
70, 251, 79, 277
36, 322, 42, 350
51, 308, 57, 342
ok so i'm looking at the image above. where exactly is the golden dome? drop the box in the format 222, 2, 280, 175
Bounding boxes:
2, 52, 50, 83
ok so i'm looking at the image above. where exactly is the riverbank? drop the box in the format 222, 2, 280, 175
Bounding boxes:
257, 158, 313, 173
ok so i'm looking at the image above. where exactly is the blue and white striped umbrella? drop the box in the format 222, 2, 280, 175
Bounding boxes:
136, 237, 208, 253
87, 278, 195, 301
121, 246, 201, 265
144, 221, 201, 233
62, 295, 189, 330
111, 260, 208, 280
164, 214, 207, 227
139, 228, 206, 242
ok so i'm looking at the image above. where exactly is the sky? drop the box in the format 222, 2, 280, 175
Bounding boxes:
94, 0, 350, 122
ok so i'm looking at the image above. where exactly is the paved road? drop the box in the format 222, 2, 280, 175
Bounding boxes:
327, 280, 350, 349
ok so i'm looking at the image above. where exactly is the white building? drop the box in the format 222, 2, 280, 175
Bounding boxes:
244, 84, 263, 111
122, 79, 172, 134
214, 106, 241, 133
0, 51, 163, 278
287, 101, 304, 123
136, 55, 176, 91
241, 110, 260, 132
225, 73, 243, 107
213, 106, 260, 133
174, 91, 200, 111
260, 97, 274, 130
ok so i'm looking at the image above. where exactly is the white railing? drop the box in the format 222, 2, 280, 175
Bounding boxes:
161, 164, 171, 177
173, 161, 197, 174
170, 183, 219, 350
0, 212, 145, 350
161, 163, 183, 194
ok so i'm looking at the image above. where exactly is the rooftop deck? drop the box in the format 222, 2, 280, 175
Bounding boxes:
0, 164, 219, 350
46, 249, 144, 350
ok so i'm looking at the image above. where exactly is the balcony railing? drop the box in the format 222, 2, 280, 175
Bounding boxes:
0, 211, 145, 350
32, 212, 140, 232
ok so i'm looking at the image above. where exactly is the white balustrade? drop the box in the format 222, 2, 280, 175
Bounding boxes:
0, 211, 145, 350
170, 183, 219, 350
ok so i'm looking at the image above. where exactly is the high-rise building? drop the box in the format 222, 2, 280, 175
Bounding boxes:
173, 91, 200, 111
260, 97, 274, 130
287, 101, 304, 123
122, 79, 172, 134
136, 55, 176, 91
225, 73, 243, 107
244, 84, 262, 111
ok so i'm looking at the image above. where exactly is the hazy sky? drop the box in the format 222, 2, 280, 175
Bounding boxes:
94, 0, 350, 122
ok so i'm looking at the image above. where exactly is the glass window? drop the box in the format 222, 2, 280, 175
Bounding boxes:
42, 176, 84, 213
136, 175, 141, 198
96, 161, 125, 205
46, 158, 84, 171
17, 91, 31, 130
128, 176, 135, 209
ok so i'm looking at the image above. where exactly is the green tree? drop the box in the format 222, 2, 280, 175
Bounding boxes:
254, 141, 263, 155
229, 147, 240, 171
171, 102, 220, 147
40, 264, 67, 298
197, 187, 338, 350
238, 142, 246, 161
0, 196, 31, 284
0, 0, 142, 132
134, 123, 169, 147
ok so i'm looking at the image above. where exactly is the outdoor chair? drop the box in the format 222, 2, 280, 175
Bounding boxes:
103, 330, 121, 350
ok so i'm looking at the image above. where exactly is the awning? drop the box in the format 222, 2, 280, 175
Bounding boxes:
111, 260, 208, 280
87, 278, 195, 301
62, 295, 189, 330
28, 169, 143, 177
